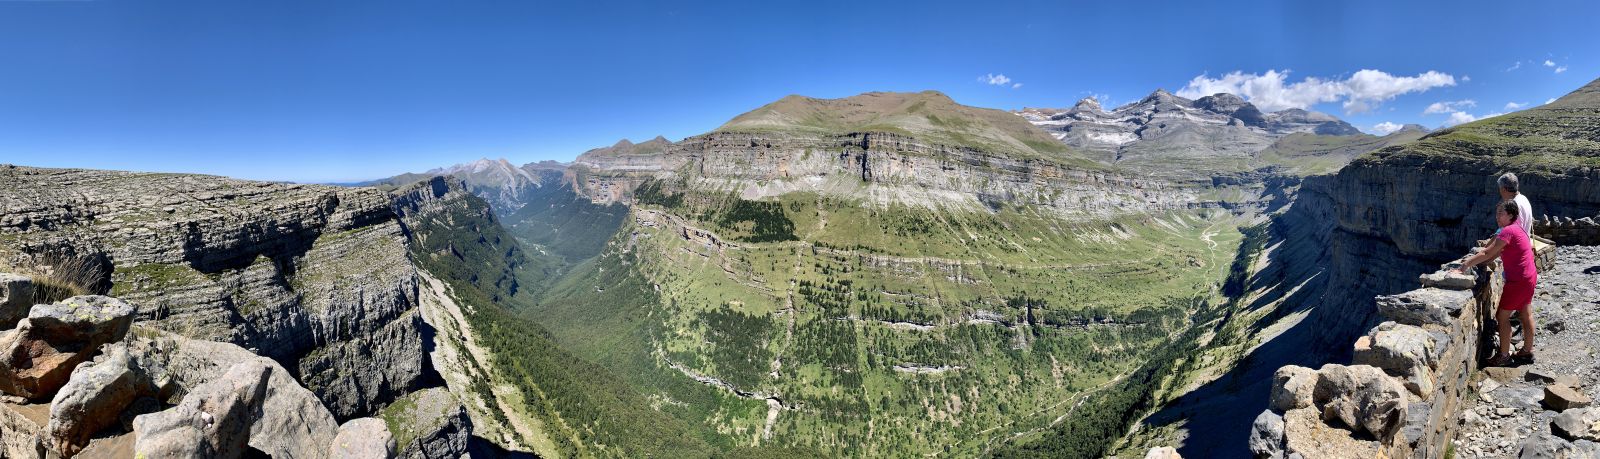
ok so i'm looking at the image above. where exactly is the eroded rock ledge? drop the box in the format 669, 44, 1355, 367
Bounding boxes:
0, 165, 428, 420
1247, 243, 1556, 458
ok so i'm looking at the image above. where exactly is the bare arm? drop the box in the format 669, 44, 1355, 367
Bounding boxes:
1453, 237, 1506, 274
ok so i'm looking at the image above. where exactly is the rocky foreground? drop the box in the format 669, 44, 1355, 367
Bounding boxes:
1454, 245, 1600, 458
0, 279, 472, 458
0, 166, 492, 458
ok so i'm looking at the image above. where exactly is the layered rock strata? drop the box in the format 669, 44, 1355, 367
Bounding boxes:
0, 166, 427, 420
571, 130, 1196, 219
0, 296, 134, 401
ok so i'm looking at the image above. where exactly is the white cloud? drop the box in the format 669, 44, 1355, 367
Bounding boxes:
1371, 121, 1405, 135
979, 74, 1022, 89
1504, 101, 1526, 110
1461, 75, 1472, 82
1424, 99, 1476, 114
1176, 69, 1456, 114
1441, 111, 1505, 128
1506, 62, 1522, 72
1542, 59, 1569, 73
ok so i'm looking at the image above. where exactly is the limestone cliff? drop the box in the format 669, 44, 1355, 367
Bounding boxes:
0, 165, 430, 420
571, 124, 1197, 219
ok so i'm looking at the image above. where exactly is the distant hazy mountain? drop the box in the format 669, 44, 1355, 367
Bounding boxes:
1255, 124, 1428, 176
571, 136, 675, 170
1019, 90, 1362, 180
365, 158, 553, 216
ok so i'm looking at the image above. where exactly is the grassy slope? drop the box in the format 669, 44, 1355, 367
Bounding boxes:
499, 180, 629, 263
525, 183, 1248, 457
406, 192, 764, 458
1256, 129, 1428, 175
715, 91, 1102, 168
1359, 79, 1600, 172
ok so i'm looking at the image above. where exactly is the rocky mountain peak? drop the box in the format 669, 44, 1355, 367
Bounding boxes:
1195, 93, 1266, 125
1141, 88, 1185, 105
1072, 97, 1103, 113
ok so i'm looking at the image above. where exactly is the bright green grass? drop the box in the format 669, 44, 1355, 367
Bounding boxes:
525, 188, 1247, 457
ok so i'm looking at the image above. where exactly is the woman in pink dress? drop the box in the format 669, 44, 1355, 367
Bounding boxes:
1453, 200, 1538, 366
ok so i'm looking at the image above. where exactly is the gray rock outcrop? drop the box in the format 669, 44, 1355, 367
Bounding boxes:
1312, 364, 1408, 442
1353, 322, 1440, 397
46, 342, 151, 456
1417, 270, 1476, 290
1552, 408, 1600, 442
133, 360, 272, 459
1270, 366, 1318, 412
384, 387, 471, 459
0, 273, 32, 329
0, 166, 428, 420
1374, 288, 1471, 328
0, 295, 133, 400
133, 333, 340, 458
331, 417, 396, 459
1247, 409, 1285, 458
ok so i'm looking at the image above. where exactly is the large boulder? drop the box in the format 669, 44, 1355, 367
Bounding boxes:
131, 334, 339, 458
1375, 288, 1470, 327
1312, 364, 1408, 442
1545, 384, 1594, 412
330, 417, 395, 459
385, 387, 471, 459
1552, 407, 1600, 442
1417, 270, 1475, 290
1248, 409, 1285, 458
1517, 432, 1576, 458
133, 360, 272, 459
0, 273, 33, 329
0, 296, 134, 400
1352, 322, 1439, 397
1270, 366, 1318, 412
1281, 407, 1380, 458
46, 342, 152, 456
1143, 446, 1182, 459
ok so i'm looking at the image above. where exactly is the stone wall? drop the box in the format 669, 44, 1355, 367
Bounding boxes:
1249, 250, 1537, 458
1535, 215, 1600, 246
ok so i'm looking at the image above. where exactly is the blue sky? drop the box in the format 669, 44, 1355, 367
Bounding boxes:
0, 0, 1595, 182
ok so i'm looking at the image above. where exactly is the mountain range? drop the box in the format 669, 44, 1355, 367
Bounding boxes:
2, 77, 1597, 458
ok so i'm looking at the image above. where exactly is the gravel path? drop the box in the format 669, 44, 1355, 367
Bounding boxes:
1453, 245, 1600, 458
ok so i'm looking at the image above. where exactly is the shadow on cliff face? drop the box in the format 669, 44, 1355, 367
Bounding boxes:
414, 312, 446, 388
1144, 313, 1330, 457
1139, 175, 1425, 457
467, 436, 540, 458
179, 216, 324, 275
1138, 195, 1338, 458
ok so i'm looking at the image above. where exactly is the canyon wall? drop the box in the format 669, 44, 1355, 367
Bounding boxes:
0, 165, 429, 420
